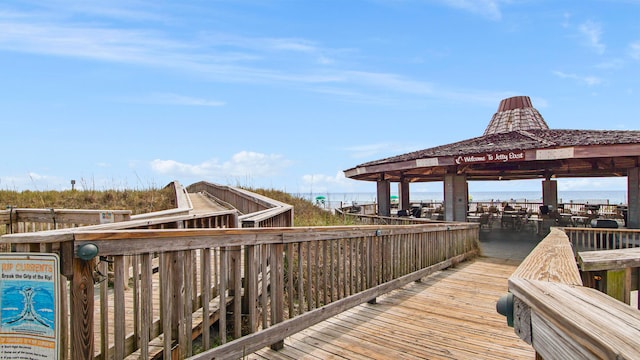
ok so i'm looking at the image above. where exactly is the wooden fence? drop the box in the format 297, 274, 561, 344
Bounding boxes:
500, 228, 640, 359
336, 210, 442, 226
1, 221, 478, 360
1, 208, 132, 234
564, 226, 640, 253
186, 181, 293, 228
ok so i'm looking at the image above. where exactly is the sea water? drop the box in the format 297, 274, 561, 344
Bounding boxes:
298, 190, 628, 208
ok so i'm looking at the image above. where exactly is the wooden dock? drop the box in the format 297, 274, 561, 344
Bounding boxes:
89, 191, 533, 359
252, 257, 534, 360
93, 253, 533, 359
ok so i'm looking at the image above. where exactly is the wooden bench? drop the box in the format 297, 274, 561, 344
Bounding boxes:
578, 247, 640, 306
500, 228, 640, 359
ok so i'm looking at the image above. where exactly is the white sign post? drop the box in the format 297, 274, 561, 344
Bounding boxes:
0, 253, 60, 360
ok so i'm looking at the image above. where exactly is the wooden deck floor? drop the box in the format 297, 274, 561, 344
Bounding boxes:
252, 257, 534, 360
91, 194, 534, 359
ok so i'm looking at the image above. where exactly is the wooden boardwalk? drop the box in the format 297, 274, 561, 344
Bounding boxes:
252, 257, 534, 360
91, 194, 534, 359
189, 192, 230, 213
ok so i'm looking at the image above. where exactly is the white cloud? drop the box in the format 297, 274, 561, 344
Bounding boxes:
300, 171, 364, 193
0, 8, 508, 108
578, 20, 605, 54
0, 173, 66, 191
150, 159, 215, 176
224, 151, 292, 177
553, 71, 602, 86
150, 151, 293, 179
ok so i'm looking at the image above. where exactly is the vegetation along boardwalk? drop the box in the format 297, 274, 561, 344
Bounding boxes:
253, 257, 534, 360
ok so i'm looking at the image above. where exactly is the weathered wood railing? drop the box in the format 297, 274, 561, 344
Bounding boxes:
0, 181, 192, 234
579, 247, 640, 307
564, 227, 640, 253
2, 221, 478, 360
187, 181, 294, 227
130, 180, 193, 220
0, 208, 132, 234
565, 227, 640, 308
337, 210, 442, 225
499, 228, 640, 359
1, 210, 239, 360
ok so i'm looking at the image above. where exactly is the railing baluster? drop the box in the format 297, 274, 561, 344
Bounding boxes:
132, 255, 140, 353
113, 256, 126, 360
230, 246, 242, 340
260, 244, 269, 329
297, 243, 304, 313
219, 247, 228, 344
184, 250, 193, 356
323, 240, 329, 305
140, 253, 152, 359
285, 243, 294, 318
99, 259, 109, 360
269, 243, 285, 350
306, 241, 313, 311
201, 248, 211, 349
246, 244, 258, 333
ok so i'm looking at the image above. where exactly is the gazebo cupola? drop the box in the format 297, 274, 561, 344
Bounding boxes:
483, 96, 549, 135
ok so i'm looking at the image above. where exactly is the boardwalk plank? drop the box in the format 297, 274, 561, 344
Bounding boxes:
254, 258, 534, 360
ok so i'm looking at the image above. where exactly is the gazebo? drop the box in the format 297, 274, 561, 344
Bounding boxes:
344, 96, 640, 228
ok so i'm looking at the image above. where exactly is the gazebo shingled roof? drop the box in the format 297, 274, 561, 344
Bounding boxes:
344, 96, 640, 183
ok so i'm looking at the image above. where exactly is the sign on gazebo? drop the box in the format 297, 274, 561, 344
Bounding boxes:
454, 150, 525, 165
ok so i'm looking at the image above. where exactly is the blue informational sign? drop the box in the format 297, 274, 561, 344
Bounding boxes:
0, 253, 60, 360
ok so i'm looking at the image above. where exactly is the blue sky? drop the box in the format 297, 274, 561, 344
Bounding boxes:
1, 0, 638, 195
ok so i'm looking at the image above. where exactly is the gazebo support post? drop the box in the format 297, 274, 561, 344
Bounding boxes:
399, 177, 410, 212
542, 179, 558, 210
628, 168, 639, 229
444, 174, 468, 222
377, 176, 391, 217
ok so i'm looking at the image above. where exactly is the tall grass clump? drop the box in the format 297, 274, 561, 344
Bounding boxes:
0, 186, 174, 215
0, 185, 351, 227
244, 188, 356, 227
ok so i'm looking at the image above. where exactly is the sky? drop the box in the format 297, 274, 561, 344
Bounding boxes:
1, 0, 639, 195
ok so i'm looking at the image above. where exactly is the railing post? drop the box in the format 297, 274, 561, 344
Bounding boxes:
171, 251, 186, 359
367, 235, 377, 304
605, 268, 632, 304
71, 257, 94, 359
269, 243, 284, 350
229, 246, 242, 339
244, 245, 258, 334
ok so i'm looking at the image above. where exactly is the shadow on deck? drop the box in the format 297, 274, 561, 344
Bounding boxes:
479, 226, 544, 262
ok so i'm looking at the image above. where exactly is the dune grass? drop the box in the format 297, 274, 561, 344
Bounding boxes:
0, 187, 175, 215
0, 186, 353, 227
243, 187, 355, 226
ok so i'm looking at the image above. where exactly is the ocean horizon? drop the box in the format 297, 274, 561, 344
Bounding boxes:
295, 190, 628, 207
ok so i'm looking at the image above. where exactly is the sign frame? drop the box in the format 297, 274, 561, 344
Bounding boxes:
0, 253, 60, 360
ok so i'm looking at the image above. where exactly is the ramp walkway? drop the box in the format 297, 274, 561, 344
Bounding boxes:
97, 193, 536, 359
254, 256, 534, 359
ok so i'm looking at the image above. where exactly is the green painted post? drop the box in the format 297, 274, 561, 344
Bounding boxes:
606, 269, 626, 303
